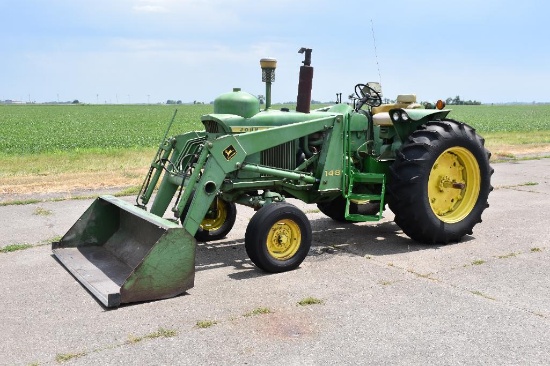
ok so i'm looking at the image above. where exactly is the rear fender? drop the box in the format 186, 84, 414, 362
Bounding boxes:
390, 108, 451, 142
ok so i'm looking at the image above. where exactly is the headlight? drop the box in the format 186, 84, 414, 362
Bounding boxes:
401, 112, 409, 121
392, 111, 400, 121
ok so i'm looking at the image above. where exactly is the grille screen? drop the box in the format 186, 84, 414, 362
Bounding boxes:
203, 120, 220, 133
261, 142, 296, 171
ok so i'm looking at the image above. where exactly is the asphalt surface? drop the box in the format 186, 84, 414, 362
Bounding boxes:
1, 158, 549, 365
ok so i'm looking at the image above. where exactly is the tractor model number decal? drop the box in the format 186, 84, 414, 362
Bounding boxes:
324, 170, 341, 177
231, 126, 271, 133
223, 145, 238, 161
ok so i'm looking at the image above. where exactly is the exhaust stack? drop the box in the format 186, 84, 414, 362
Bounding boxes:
296, 47, 313, 113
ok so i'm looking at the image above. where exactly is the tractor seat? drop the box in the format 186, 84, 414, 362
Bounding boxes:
372, 94, 422, 126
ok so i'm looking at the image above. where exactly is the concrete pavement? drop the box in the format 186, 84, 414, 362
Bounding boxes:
1, 158, 549, 365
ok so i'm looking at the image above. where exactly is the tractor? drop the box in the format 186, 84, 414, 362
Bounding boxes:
53, 48, 493, 307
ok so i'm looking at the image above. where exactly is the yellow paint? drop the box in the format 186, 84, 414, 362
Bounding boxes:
266, 219, 301, 260
428, 147, 480, 223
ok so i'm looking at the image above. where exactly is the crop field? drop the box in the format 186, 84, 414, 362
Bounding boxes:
1, 103, 548, 197
1, 103, 550, 156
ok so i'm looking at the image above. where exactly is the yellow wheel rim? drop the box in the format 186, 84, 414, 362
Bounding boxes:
200, 198, 227, 231
428, 147, 480, 223
266, 219, 302, 261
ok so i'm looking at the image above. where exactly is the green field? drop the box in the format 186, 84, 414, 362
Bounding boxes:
1, 103, 550, 156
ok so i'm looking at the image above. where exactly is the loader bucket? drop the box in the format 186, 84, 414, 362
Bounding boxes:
52, 195, 196, 308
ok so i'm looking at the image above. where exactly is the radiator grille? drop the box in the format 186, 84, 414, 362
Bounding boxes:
203, 120, 221, 133
261, 142, 296, 172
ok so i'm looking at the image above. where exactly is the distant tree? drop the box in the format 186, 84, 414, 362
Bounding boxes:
177, 100, 182, 104
166, 100, 176, 104
258, 95, 265, 104
72, 99, 79, 104
445, 96, 481, 105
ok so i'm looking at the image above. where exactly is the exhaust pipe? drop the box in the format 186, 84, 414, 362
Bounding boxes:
296, 47, 313, 113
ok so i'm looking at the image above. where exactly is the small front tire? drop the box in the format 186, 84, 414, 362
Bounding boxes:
245, 203, 312, 273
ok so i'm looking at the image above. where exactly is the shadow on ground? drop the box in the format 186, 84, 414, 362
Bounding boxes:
193, 217, 473, 280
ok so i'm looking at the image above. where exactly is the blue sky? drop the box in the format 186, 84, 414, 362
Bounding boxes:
1, 0, 548, 104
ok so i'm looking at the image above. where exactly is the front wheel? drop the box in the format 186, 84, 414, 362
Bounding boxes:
181, 195, 237, 242
387, 119, 493, 243
245, 203, 312, 273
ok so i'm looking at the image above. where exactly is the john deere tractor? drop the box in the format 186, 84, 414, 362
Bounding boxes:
53, 48, 493, 307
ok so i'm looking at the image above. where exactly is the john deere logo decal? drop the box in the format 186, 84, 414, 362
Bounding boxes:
223, 145, 237, 161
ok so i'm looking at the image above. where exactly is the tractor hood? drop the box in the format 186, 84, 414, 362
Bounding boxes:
201, 104, 353, 135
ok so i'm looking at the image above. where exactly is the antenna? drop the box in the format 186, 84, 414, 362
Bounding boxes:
370, 19, 382, 85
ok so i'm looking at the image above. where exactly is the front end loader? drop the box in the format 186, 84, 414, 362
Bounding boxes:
53, 48, 493, 307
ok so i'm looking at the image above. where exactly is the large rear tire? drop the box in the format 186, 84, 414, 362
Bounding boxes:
387, 119, 493, 243
245, 203, 311, 273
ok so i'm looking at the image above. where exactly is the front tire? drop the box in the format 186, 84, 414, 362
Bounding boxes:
387, 119, 493, 243
181, 195, 237, 242
245, 203, 312, 273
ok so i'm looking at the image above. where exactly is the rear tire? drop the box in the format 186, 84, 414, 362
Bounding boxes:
387, 119, 493, 243
317, 196, 381, 222
245, 203, 311, 273
317, 197, 348, 222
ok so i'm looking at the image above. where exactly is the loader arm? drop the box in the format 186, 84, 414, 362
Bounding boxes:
175, 114, 340, 235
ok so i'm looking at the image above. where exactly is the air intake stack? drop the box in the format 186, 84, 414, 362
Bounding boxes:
296, 47, 313, 113
260, 57, 277, 110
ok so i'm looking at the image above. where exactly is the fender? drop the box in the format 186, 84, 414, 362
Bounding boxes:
389, 108, 452, 142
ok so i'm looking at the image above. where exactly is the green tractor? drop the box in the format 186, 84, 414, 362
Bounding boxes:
53, 48, 493, 307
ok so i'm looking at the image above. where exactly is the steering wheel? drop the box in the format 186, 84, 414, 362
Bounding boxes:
354, 83, 382, 110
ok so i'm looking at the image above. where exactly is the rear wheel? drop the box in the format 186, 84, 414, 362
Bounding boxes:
387, 119, 493, 243
181, 195, 237, 242
245, 203, 311, 273
317, 196, 381, 222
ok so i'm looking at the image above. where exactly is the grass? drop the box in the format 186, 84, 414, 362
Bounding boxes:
50, 327, 177, 364
297, 297, 324, 306
1, 236, 62, 254
0, 199, 42, 206
243, 307, 272, 317
1, 103, 548, 199
127, 327, 177, 344
0, 104, 208, 155
1, 243, 33, 253
196, 320, 218, 329
2, 103, 549, 157
55, 351, 87, 363
471, 259, 486, 266
33, 206, 53, 216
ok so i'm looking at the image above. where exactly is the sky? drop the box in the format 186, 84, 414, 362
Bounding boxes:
1, 0, 549, 104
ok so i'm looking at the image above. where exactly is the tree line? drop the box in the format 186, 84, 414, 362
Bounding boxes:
445, 95, 481, 105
